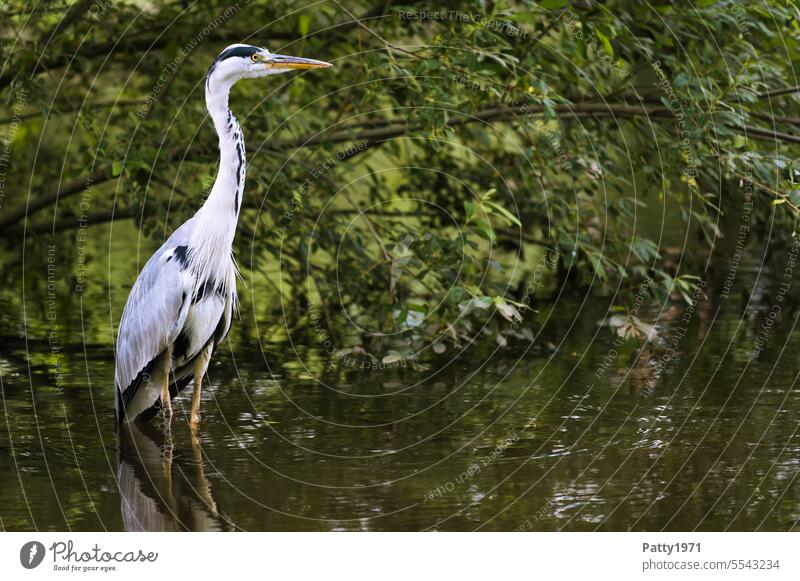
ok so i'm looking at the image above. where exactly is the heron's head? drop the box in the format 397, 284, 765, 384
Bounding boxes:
207, 43, 332, 90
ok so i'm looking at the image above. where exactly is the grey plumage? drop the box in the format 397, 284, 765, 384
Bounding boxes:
114, 43, 332, 425
114, 218, 235, 422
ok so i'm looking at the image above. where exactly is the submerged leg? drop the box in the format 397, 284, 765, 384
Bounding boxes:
161, 422, 174, 497
190, 422, 218, 515
190, 342, 213, 430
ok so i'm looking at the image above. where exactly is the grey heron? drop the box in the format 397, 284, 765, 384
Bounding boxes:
115, 44, 332, 428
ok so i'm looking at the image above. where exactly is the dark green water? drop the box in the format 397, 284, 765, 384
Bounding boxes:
1, 232, 799, 531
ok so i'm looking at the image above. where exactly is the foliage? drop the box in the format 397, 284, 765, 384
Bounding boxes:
1, 0, 799, 358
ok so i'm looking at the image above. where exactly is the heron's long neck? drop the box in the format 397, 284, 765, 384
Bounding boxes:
196, 79, 245, 248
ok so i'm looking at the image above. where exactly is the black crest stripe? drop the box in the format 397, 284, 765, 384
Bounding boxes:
216, 45, 260, 62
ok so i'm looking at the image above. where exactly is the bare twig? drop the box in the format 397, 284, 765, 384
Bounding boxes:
733, 172, 800, 213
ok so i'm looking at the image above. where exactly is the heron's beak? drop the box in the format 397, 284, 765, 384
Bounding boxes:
264, 53, 333, 69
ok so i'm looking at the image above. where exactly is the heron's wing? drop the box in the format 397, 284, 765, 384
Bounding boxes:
115, 242, 192, 420
213, 268, 237, 345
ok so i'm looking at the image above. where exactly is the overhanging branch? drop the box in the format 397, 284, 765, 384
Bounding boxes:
0, 166, 114, 230
264, 102, 673, 150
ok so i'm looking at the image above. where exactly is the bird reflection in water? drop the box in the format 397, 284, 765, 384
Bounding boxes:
117, 422, 229, 531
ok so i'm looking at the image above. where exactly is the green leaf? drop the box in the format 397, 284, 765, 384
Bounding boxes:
298, 14, 310, 37
595, 29, 614, 58
539, 0, 569, 8
474, 220, 496, 242
382, 351, 405, 365
464, 201, 476, 219
485, 201, 522, 227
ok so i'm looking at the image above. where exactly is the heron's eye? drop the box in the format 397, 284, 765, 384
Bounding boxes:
250, 53, 259, 62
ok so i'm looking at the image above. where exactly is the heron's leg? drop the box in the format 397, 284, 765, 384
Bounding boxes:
190, 343, 213, 430
160, 347, 173, 420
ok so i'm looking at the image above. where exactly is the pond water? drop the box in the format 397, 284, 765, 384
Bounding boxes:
0, 232, 799, 531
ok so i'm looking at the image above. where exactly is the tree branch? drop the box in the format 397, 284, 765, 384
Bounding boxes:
39, 0, 96, 47
738, 124, 800, 144
0, 166, 114, 230
759, 86, 800, 99
0, 99, 145, 125
262, 101, 800, 152
20, 206, 136, 236
0, 26, 285, 91
750, 112, 800, 128
264, 102, 672, 150
733, 172, 800, 213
